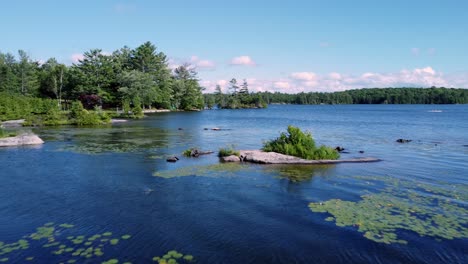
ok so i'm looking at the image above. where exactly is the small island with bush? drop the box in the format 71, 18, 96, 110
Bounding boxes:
219, 126, 380, 164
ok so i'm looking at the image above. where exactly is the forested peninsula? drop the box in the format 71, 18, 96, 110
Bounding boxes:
1, 41, 467, 126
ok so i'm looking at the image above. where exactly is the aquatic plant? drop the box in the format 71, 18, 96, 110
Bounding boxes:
262, 125, 339, 160
218, 146, 240, 157
309, 175, 468, 244
0, 223, 135, 263
102, 259, 119, 264
182, 148, 194, 157
153, 163, 249, 178
152, 250, 194, 264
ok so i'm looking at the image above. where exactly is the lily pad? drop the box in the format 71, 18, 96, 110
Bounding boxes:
309, 175, 468, 244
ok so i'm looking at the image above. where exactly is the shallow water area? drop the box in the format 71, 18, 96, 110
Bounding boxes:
1, 105, 467, 263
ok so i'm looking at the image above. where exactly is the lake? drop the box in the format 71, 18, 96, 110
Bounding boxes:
1, 105, 467, 264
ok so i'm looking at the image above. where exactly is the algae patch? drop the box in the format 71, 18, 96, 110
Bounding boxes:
153, 163, 250, 178
309, 175, 468, 244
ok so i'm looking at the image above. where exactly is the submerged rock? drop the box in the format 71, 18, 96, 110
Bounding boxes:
239, 150, 380, 164
396, 139, 412, 143
166, 157, 179, 162
221, 155, 241, 162
188, 149, 214, 157
335, 146, 345, 152
0, 133, 44, 147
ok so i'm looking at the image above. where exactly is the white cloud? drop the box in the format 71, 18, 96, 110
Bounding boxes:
196, 60, 215, 69
201, 66, 468, 94
273, 81, 290, 89
320, 42, 331, 47
168, 55, 215, 71
428, 48, 436, 55
290, 72, 317, 81
217, 79, 228, 87
230, 56, 256, 66
71, 53, 84, 63
329, 72, 342, 80
413, 66, 435, 75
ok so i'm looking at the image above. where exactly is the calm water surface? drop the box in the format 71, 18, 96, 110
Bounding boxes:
1, 105, 467, 263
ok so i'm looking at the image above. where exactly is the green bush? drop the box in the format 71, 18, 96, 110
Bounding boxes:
0, 128, 16, 138
218, 146, 240, 157
183, 148, 194, 157
69, 101, 108, 126
262, 125, 339, 160
132, 97, 144, 119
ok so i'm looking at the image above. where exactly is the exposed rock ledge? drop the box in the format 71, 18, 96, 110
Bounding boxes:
0, 133, 44, 147
227, 150, 381, 164
1, 119, 25, 127
110, 119, 128, 123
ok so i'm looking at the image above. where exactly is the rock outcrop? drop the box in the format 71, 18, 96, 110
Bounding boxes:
221, 155, 241, 162
188, 149, 214, 157
166, 157, 179, 162
0, 133, 44, 147
110, 119, 128, 123
1, 119, 25, 127
239, 150, 380, 164
396, 139, 412, 143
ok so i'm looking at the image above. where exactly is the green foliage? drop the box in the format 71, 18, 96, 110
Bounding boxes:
183, 148, 194, 157
205, 79, 267, 109
218, 146, 240, 157
0, 128, 16, 138
121, 100, 131, 117
69, 101, 107, 126
262, 126, 339, 160
1, 42, 204, 113
131, 97, 144, 119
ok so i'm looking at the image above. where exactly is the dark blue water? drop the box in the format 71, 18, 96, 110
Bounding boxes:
1, 105, 467, 263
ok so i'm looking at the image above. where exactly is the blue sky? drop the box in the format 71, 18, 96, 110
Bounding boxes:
2, 0, 468, 92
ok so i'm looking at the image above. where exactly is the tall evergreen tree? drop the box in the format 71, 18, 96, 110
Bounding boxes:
228, 78, 239, 94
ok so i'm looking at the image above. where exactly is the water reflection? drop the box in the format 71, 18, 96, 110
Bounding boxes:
263, 164, 336, 183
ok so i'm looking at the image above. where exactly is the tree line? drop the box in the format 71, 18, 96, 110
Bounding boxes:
204, 78, 267, 109
207, 87, 467, 105
0, 41, 204, 111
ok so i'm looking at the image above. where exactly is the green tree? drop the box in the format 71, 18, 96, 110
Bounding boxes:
118, 70, 159, 109
173, 64, 204, 110
18, 50, 39, 96
0, 52, 19, 93
71, 49, 115, 104
228, 78, 239, 95
39, 58, 67, 106
239, 79, 249, 94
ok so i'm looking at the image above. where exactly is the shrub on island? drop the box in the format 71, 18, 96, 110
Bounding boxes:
262, 125, 339, 160
218, 146, 240, 157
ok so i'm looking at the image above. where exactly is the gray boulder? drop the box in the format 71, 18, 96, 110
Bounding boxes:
0, 133, 44, 147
